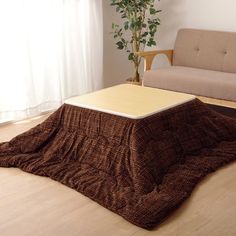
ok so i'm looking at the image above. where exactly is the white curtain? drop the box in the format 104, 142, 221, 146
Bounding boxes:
0, 0, 103, 123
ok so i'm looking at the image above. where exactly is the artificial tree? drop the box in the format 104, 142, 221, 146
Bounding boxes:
110, 0, 161, 82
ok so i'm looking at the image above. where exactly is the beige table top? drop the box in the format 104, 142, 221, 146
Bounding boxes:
65, 84, 196, 119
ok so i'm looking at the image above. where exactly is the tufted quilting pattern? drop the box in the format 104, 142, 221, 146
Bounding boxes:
173, 28, 236, 73
0, 100, 236, 229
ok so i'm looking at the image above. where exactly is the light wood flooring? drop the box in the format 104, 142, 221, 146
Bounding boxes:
0, 115, 236, 236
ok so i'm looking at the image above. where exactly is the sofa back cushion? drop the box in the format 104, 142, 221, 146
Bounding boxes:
173, 28, 236, 73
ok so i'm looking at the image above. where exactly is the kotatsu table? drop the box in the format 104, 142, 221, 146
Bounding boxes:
65, 84, 195, 118
0, 85, 236, 229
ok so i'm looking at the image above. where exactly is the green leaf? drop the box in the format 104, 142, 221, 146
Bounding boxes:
110, 0, 161, 57
116, 41, 124, 50
128, 53, 134, 61
124, 21, 129, 30
141, 32, 148, 37
150, 8, 157, 15
147, 38, 157, 47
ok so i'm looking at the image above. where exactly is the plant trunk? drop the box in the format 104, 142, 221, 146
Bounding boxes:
133, 63, 140, 82
131, 8, 141, 83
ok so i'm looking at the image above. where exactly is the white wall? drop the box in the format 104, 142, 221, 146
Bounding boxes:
103, 0, 131, 87
103, 0, 236, 87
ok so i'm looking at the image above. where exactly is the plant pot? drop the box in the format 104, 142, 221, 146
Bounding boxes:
126, 78, 142, 86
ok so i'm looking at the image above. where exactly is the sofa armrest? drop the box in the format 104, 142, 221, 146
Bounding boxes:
136, 50, 174, 71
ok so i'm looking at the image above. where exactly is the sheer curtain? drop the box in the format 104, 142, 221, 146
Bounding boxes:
0, 0, 103, 123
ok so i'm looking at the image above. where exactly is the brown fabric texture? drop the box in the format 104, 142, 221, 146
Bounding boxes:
0, 99, 236, 229
143, 66, 236, 101
173, 28, 236, 73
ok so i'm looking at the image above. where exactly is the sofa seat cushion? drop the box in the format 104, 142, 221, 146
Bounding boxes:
143, 66, 236, 101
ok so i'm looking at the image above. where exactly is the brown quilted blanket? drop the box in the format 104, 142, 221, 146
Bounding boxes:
0, 99, 236, 229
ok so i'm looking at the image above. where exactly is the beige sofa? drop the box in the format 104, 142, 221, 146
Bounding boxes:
137, 28, 236, 108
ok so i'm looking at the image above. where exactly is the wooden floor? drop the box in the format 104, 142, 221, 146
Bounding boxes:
0, 115, 236, 236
